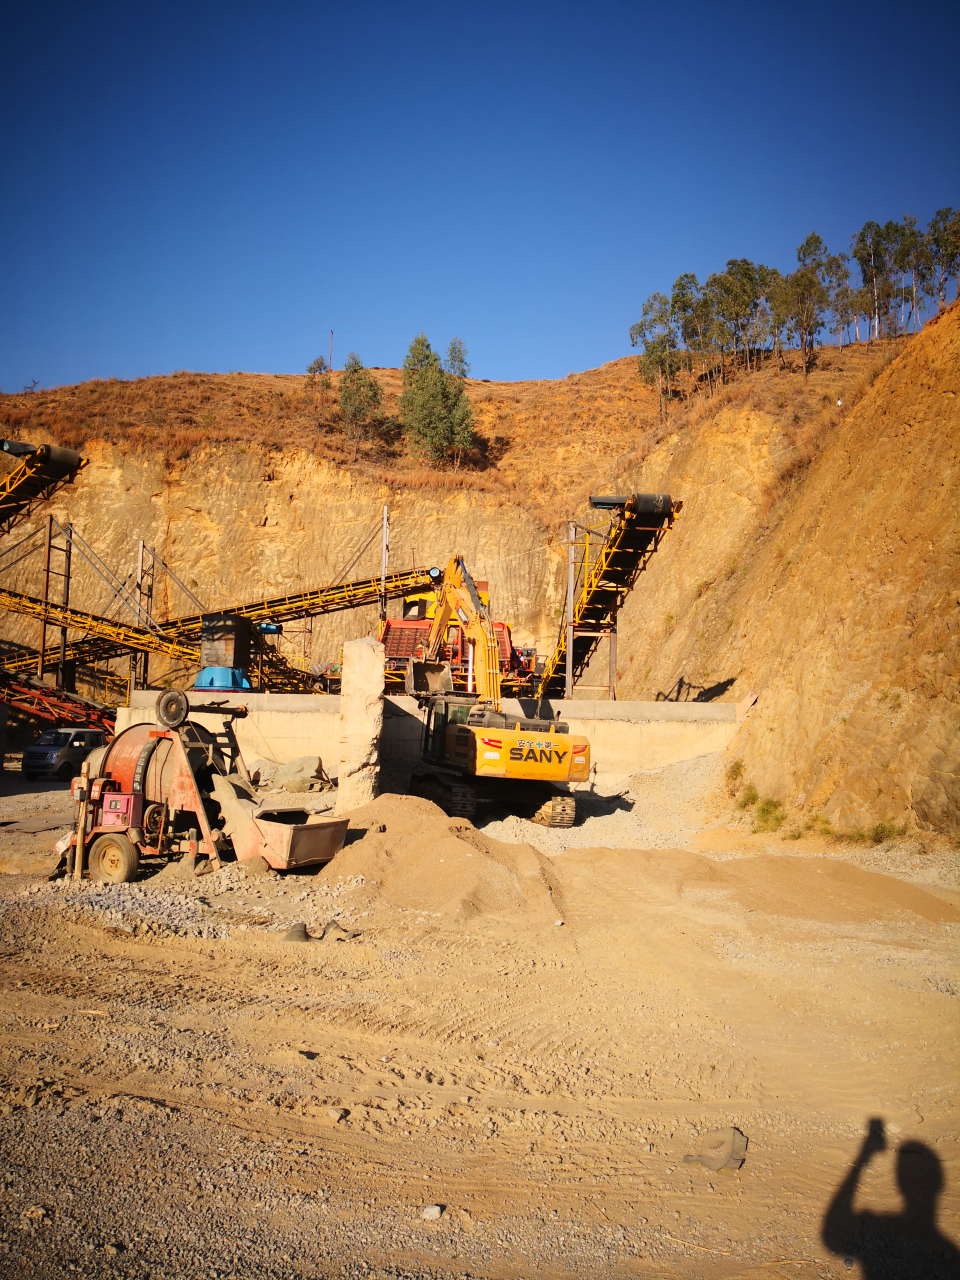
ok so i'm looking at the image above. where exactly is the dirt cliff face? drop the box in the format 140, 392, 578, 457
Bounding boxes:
600, 306, 959, 832
1, 447, 564, 675
1, 312, 956, 831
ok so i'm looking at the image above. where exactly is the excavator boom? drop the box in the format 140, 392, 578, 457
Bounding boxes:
409, 556, 502, 706
406, 556, 589, 828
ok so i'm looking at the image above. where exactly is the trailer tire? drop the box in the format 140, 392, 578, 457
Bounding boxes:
89, 833, 140, 884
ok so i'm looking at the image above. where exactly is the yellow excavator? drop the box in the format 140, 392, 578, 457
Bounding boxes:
405, 556, 590, 825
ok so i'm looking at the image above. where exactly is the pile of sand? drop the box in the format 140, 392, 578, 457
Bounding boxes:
318, 793, 564, 925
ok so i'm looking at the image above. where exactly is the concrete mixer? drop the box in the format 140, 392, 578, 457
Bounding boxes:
58, 689, 348, 884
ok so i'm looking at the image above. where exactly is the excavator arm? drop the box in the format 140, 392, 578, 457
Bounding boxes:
409, 556, 502, 707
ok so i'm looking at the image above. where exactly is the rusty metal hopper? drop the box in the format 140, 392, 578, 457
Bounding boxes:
210, 774, 348, 870
405, 657, 454, 696
252, 810, 349, 871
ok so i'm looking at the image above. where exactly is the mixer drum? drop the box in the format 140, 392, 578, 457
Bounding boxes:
95, 723, 225, 805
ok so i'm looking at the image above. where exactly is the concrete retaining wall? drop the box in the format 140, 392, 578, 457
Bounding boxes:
117, 691, 748, 780
120, 692, 343, 770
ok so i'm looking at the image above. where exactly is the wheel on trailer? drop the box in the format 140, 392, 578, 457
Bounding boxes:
155, 687, 189, 729
142, 802, 165, 842
88, 833, 140, 884
530, 793, 577, 828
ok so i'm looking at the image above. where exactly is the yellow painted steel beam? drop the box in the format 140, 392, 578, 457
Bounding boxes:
537, 499, 681, 699
0, 448, 88, 534
1, 636, 127, 674
156, 567, 438, 636
0, 586, 201, 662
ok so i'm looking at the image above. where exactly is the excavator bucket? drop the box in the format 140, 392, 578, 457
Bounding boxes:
405, 658, 454, 696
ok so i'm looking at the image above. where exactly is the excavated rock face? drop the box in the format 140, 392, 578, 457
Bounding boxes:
1, 308, 956, 831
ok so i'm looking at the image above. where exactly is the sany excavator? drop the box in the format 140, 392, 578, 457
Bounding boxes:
405, 556, 590, 826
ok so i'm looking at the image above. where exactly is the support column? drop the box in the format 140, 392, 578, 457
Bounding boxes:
37, 516, 52, 680
58, 523, 72, 690
609, 627, 617, 701
337, 636, 385, 812
565, 521, 575, 701
379, 504, 389, 623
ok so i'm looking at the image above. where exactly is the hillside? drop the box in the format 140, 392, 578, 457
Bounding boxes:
0, 323, 957, 833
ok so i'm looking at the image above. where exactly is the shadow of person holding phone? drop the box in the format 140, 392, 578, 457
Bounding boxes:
822, 1117, 960, 1278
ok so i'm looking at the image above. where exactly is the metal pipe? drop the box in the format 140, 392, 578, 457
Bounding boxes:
0, 526, 45, 573
134, 540, 145, 691
53, 519, 160, 630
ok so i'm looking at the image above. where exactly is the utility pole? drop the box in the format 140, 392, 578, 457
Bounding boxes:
379, 505, 389, 624
329, 330, 333, 372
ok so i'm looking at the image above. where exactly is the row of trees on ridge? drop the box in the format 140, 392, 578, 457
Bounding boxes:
631, 208, 960, 416
305, 335, 475, 466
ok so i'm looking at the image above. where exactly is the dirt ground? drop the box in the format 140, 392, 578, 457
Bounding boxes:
0, 755, 957, 1280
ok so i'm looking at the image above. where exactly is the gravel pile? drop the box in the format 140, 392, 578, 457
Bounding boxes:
479, 752, 727, 855
246, 756, 280, 786
24, 879, 233, 939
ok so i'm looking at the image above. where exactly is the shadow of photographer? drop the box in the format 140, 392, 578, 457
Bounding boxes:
822, 1117, 960, 1278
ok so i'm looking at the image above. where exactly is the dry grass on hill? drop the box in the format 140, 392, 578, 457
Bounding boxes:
0, 341, 903, 523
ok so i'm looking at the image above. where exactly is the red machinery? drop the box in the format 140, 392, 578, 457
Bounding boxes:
59, 689, 347, 883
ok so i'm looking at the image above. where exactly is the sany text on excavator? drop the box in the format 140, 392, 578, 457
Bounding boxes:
405, 556, 590, 826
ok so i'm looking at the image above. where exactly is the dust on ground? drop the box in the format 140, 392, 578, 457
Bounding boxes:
0, 754, 957, 1279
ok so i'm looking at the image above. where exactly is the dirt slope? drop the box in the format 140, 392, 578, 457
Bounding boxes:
602, 304, 959, 830
0, 320, 957, 831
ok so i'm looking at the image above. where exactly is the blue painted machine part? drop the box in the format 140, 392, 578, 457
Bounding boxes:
193, 666, 252, 691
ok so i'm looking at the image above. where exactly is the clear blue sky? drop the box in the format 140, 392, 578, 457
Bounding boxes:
2, 0, 957, 389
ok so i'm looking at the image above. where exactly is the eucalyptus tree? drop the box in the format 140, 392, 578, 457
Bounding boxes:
927, 207, 960, 312
630, 291, 682, 421
702, 272, 738, 383
896, 215, 932, 333
338, 353, 384, 460
399, 333, 475, 465
670, 273, 716, 396
825, 253, 854, 348
851, 221, 892, 340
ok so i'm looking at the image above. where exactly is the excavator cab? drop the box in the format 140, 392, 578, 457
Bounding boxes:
422, 696, 475, 761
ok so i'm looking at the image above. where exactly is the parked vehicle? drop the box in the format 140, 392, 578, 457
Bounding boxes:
22, 727, 108, 782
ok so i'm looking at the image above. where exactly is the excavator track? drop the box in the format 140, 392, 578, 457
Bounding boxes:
530, 793, 577, 828
409, 773, 477, 821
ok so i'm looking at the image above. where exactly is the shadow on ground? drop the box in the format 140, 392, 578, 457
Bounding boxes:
822, 1118, 960, 1279
655, 674, 737, 702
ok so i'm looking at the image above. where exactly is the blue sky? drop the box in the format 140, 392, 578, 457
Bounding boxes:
1, 0, 957, 389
